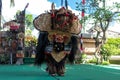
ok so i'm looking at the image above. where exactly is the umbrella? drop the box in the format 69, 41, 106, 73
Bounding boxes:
3, 20, 20, 30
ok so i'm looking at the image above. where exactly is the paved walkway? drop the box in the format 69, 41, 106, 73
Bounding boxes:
0, 64, 120, 80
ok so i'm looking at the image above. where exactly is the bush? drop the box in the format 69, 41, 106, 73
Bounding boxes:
101, 61, 110, 65
87, 58, 97, 64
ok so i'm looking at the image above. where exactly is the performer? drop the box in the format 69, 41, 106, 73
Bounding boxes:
33, 2, 82, 76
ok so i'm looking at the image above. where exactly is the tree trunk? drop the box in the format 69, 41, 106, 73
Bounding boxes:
94, 43, 102, 64
94, 31, 101, 64
102, 31, 107, 44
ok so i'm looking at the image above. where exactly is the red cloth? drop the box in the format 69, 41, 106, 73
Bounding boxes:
10, 26, 19, 30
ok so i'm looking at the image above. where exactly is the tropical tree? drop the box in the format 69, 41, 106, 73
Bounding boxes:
76, 0, 120, 64
100, 38, 120, 62
25, 14, 33, 30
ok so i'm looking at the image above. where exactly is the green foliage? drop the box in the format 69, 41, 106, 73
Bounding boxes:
15, 11, 34, 30
87, 58, 97, 64
101, 44, 114, 56
101, 61, 110, 65
101, 38, 120, 55
74, 53, 87, 64
25, 36, 37, 47
114, 2, 120, 8
87, 58, 110, 65
25, 14, 34, 30
0, 54, 9, 64
0, 54, 6, 62
25, 29, 32, 35
76, 0, 120, 32
94, 8, 113, 21
82, 53, 87, 59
